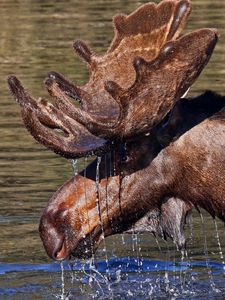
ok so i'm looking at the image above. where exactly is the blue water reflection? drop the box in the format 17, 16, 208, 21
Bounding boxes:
1, 257, 225, 275
1, 257, 225, 298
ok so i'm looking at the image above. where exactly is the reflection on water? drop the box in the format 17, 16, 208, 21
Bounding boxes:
0, 0, 225, 298
1, 256, 225, 299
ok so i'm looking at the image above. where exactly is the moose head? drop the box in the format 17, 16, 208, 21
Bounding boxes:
8, 0, 221, 260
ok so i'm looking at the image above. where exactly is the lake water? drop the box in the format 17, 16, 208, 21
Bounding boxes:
0, 0, 225, 299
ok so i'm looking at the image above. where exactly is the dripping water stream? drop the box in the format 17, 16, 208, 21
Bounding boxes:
71, 159, 78, 175
185, 214, 196, 293
179, 214, 194, 294
132, 230, 143, 289
83, 158, 109, 295
199, 212, 219, 294
95, 156, 109, 265
213, 218, 225, 273
153, 236, 164, 292
71, 158, 108, 296
95, 156, 113, 296
164, 242, 171, 294
60, 262, 65, 300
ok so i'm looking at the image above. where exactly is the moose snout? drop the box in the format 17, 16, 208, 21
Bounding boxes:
39, 217, 69, 261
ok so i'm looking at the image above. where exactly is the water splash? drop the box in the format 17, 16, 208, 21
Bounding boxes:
82, 259, 105, 295
2, 257, 225, 298
179, 248, 194, 295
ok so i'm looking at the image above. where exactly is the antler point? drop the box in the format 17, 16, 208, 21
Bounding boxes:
7, 74, 20, 86
73, 40, 93, 64
44, 77, 54, 88
48, 71, 57, 80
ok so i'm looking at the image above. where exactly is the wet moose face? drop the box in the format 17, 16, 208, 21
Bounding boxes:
39, 175, 104, 260
39, 174, 124, 260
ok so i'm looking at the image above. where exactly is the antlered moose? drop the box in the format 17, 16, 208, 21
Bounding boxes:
8, 0, 225, 260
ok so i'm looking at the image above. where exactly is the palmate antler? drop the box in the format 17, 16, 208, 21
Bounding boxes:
8, 0, 217, 158
61, 0, 192, 114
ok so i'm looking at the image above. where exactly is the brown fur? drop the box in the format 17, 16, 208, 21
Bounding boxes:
126, 198, 193, 249
39, 107, 225, 260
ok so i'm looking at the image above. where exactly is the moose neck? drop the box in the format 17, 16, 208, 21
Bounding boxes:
98, 112, 225, 235
75, 132, 164, 236
97, 146, 178, 235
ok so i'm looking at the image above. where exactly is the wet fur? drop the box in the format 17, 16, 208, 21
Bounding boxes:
39, 92, 225, 259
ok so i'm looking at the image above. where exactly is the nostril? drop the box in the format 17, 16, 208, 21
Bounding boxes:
39, 216, 70, 260
53, 241, 68, 261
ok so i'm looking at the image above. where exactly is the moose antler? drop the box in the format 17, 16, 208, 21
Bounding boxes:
8, 0, 218, 158
59, 0, 191, 115
8, 76, 107, 158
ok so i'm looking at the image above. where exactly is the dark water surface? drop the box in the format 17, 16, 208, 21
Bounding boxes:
0, 0, 225, 299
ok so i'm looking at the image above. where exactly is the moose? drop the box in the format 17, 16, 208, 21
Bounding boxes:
8, 0, 225, 261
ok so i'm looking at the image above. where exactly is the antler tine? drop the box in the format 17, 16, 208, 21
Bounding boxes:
167, 0, 191, 40
73, 40, 94, 65
8, 75, 38, 109
133, 57, 148, 82
44, 78, 103, 125
8, 76, 108, 158
104, 81, 124, 104
45, 78, 127, 137
47, 71, 104, 115
48, 71, 87, 103
22, 108, 108, 158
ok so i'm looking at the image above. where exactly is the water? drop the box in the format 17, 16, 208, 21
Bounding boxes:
71, 159, 78, 175
213, 219, 225, 273
1, 256, 225, 299
60, 262, 66, 300
0, 0, 225, 298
